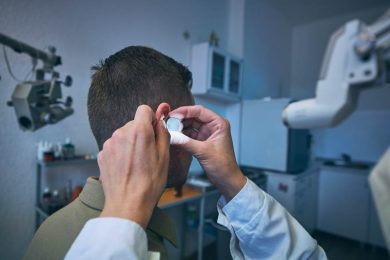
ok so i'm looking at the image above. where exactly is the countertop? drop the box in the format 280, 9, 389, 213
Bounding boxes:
317, 157, 375, 172
158, 185, 203, 209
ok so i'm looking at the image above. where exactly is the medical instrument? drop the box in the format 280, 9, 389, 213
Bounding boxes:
283, 9, 390, 129
165, 117, 189, 145
0, 33, 74, 131
166, 117, 183, 132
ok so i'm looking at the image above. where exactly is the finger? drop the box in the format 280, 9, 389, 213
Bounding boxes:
182, 117, 213, 141
182, 126, 210, 141
155, 119, 170, 162
170, 105, 220, 124
171, 132, 204, 156
182, 127, 199, 140
133, 105, 156, 142
134, 105, 155, 125
169, 131, 190, 145
182, 118, 203, 130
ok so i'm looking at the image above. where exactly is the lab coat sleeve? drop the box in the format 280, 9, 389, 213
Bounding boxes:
217, 178, 327, 260
65, 217, 148, 260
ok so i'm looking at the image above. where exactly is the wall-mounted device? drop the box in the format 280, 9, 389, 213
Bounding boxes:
0, 33, 73, 131
283, 9, 390, 129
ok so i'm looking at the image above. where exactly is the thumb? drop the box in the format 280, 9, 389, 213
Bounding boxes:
170, 131, 203, 155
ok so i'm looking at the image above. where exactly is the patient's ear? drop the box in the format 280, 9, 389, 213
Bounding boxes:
155, 103, 171, 121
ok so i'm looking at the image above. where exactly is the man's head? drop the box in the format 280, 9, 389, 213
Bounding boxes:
88, 46, 194, 187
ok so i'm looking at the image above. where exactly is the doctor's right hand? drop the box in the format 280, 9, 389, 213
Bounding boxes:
170, 105, 246, 202
98, 104, 170, 229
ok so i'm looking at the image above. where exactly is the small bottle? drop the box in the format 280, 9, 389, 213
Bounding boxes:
43, 142, 55, 161
62, 138, 75, 159
42, 187, 52, 212
48, 189, 63, 214
42, 187, 51, 203
52, 189, 59, 202
54, 142, 63, 159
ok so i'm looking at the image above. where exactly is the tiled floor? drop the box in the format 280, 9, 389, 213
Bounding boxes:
313, 231, 389, 260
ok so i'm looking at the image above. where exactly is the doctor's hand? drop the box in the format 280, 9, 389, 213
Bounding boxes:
98, 104, 170, 229
170, 105, 246, 201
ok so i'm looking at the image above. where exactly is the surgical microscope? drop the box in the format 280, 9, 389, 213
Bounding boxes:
282, 8, 390, 251
0, 33, 73, 131
283, 9, 390, 129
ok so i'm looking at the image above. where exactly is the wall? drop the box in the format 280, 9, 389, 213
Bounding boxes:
189, 0, 294, 168
242, 0, 292, 99
0, 0, 230, 259
290, 5, 390, 162
313, 110, 390, 162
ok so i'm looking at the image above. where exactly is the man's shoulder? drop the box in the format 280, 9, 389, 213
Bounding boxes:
24, 199, 99, 260
37, 198, 95, 234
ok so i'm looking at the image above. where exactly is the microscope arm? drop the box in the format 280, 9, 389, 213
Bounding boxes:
283, 9, 390, 129
0, 32, 73, 131
0, 33, 61, 70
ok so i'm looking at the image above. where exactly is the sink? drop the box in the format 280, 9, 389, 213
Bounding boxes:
323, 160, 372, 170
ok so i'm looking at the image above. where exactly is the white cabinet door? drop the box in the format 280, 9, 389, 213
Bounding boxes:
317, 168, 370, 242
265, 168, 318, 233
191, 42, 242, 102
295, 171, 318, 233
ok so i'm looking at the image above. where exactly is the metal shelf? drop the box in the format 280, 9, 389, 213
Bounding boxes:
37, 156, 97, 167
35, 155, 97, 230
35, 206, 49, 219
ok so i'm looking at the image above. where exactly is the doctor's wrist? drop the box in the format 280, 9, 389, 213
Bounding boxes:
212, 169, 247, 202
100, 202, 153, 229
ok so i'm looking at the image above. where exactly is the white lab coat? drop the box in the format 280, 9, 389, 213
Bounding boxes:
66, 178, 327, 260
369, 147, 390, 250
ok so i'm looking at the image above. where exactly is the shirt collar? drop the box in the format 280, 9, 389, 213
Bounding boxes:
79, 177, 178, 247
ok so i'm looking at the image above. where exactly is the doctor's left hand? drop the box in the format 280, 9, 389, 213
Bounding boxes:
98, 104, 170, 229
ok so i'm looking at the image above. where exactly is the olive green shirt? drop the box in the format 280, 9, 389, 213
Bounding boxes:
24, 177, 177, 260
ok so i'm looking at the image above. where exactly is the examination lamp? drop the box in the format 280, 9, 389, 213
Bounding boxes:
0, 33, 74, 131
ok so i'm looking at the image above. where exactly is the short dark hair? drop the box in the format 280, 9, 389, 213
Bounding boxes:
87, 46, 193, 150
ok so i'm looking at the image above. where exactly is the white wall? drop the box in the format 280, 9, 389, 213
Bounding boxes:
313, 110, 390, 162
243, 0, 292, 99
290, 5, 390, 162
0, 1, 230, 259
192, 0, 294, 169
